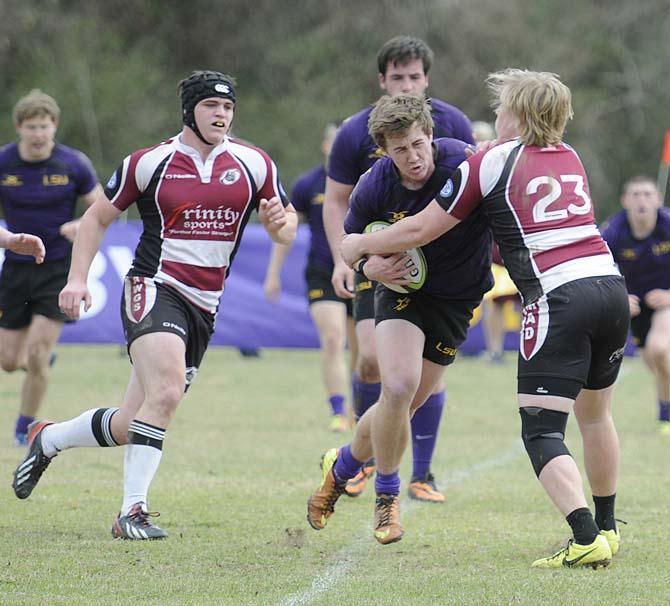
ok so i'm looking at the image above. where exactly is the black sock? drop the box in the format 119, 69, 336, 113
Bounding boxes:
566, 507, 600, 544
593, 494, 616, 531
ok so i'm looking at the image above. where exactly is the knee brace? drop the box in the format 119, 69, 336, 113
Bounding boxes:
519, 407, 571, 477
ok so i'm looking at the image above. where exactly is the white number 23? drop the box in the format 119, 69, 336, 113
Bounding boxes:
527, 174, 591, 223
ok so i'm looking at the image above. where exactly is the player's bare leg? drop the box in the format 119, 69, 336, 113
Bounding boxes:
520, 394, 612, 568
111, 332, 186, 540
310, 300, 350, 431
1, 315, 62, 444
345, 318, 380, 495
642, 309, 670, 433
20, 316, 63, 419
574, 385, 621, 554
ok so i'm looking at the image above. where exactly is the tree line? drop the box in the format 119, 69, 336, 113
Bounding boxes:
1, 0, 668, 218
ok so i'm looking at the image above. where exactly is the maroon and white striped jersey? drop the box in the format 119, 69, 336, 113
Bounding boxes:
436, 139, 619, 304
105, 134, 287, 313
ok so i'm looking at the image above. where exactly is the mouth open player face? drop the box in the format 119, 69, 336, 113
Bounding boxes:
194, 97, 235, 145
384, 122, 435, 190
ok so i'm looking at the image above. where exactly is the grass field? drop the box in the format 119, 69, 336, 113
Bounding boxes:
1, 345, 669, 605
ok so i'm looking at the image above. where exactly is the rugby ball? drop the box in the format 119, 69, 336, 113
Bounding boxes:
363, 221, 427, 293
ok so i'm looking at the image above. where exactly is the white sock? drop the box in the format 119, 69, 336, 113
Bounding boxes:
41, 408, 119, 458
121, 443, 163, 516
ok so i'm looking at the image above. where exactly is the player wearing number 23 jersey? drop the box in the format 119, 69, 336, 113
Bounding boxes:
439, 139, 616, 306
437, 138, 628, 379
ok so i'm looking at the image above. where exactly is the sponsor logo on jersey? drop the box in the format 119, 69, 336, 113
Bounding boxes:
219, 168, 241, 185
440, 178, 454, 198
165, 204, 241, 236
182, 205, 240, 228
389, 211, 408, 223
1, 175, 22, 186
165, 173, 197, 180
313, 193, 325, 205
652, 241, 670, 255
42, 174, 69, 186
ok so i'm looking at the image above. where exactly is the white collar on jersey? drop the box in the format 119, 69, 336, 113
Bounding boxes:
174, 133, 230, 183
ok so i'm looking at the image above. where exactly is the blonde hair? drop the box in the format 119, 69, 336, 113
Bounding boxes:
368, 94, 433, 149
487, 69, 572, 146
13, 89, 60, 125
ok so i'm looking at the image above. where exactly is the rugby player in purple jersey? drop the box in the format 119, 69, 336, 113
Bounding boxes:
0, 90, 105, 446
12, 71, 297, 540
264, 123, 358, 433
307, 94, 492, 543
341, 70, 629, 568
323, 35, 475, 502
601, 177, 670, 434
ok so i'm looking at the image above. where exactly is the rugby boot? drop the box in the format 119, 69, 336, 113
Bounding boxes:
657, 421, 670, 436
408, 471, 445, 503
531, 534, 611, 569
374, 494, 403, 544
600, 529, 621, 556
111, 502, 168, 540
307, 448, 347, 530
345, 459, 375, 497
12, 420, 55, 499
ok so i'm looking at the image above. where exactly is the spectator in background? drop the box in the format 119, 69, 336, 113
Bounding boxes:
323, 34, 475, 502
0, 89, 104, 445
264, 122, 357, 432
601, 176, 670, 434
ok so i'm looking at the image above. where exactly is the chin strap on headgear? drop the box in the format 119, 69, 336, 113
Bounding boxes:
180, 70, 236, 145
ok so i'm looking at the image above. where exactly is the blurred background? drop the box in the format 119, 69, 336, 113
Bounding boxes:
0, 0, 668, 218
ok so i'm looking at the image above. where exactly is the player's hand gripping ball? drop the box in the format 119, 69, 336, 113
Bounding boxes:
364, 221, 427, 294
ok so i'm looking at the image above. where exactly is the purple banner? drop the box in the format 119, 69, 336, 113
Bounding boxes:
0, 221, 528, 353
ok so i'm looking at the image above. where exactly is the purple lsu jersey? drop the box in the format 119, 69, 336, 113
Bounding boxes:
0, 142, 98, 262
344, 138, 492, 300
291, 165, 333, 270
601, 209, 670, 298
328, 98, 474, 186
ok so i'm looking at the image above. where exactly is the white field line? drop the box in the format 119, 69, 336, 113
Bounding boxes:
276, 443, 524, 606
